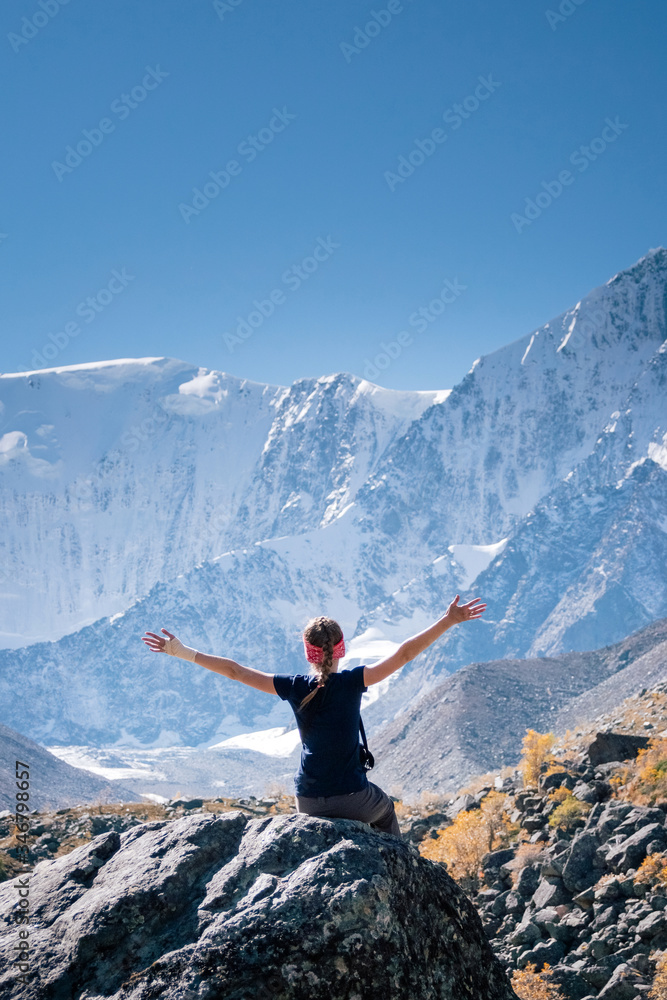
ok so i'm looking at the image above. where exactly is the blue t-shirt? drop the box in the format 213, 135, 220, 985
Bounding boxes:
273, 664, 369, 798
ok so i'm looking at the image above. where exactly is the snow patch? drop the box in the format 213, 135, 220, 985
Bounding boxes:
210, 727, 301, 757
2, 357, 167, 379
448, 539, 508, 588
557, 304, 580, 353
46, 745, 167, 781
178, 369, 228, 403
648, 438, 667, 471
521, 334, 536, 365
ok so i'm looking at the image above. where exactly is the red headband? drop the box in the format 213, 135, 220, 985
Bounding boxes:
303, 636, 345, 664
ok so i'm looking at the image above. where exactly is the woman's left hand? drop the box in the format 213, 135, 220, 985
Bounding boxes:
446, 595, 486, 624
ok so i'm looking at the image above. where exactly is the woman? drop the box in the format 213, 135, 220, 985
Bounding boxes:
141, 593, 485, 838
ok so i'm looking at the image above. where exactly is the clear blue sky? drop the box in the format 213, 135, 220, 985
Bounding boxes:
2, 0, 665, 390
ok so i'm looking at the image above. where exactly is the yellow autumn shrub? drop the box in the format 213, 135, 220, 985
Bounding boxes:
634, 853, 667, 888
511, 962, 564, 999
419, 792, 512, 884
520, 730, 556, 787
548, 785, 573, 805
627, 739, 667, 805
649, 952, 667, 1000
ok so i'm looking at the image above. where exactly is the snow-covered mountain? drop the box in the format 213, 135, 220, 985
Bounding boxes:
1, 247, 666, 756
0, 360, 440, 648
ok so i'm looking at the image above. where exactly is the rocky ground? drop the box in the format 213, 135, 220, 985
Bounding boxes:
2, 685, 667, 998
397, 683, 667, 999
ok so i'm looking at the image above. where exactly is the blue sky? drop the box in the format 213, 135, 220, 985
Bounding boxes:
2, 0, 665, 390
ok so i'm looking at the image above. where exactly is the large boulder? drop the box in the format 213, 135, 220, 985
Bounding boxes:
0, 811, 518, 1000
586, 732, 650, 766
561, 830, 606, 893
605, 822, 667, 873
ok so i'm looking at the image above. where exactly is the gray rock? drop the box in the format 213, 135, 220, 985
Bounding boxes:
533, 905, 560, 927
594, 879, 621, 902
578, 780, 613, 804
515, 864, 541, 898
580, 959, 619, 989
448, 793, 477, 818
587, 733, 650, 766
522, 813, 546, 833
519, 937, 565, 968
548, 964, 594, 1000
596, 962, 646, 999
0, 811, 518, 1000
539, 771, 575, 792
491, 890, 511, 916
532, 876, 571, 909
589, 904, 619, 932
541, 857, 564, 877
572, 886, 596, 908
482, 847, 515, 872
562, 831, 605, 893
510, 918, 541, 947
504, 891, 525, 915
606, 823, 667, 873
635, 910, 667, 938
596, 802, 635, 842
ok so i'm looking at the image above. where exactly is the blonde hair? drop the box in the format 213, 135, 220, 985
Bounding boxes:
298, 616, 343, 711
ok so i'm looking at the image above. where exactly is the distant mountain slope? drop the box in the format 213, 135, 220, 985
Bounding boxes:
0, 722, 141, 811
370, 618, 667, 797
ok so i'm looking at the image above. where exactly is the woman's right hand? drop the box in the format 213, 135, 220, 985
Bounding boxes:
141, 630, 198, 661
141, 628, 175, 653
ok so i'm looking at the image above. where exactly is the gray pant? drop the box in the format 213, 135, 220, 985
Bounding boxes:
296, 780, 401, 837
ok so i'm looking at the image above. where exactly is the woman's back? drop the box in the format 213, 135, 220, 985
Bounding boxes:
273, 664, 368, 797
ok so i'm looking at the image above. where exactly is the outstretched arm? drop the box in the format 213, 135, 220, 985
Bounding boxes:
141, 629, 277, 695
363, 595, 486, 687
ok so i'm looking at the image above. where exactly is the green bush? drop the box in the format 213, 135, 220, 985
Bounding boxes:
548, 793, 591, 831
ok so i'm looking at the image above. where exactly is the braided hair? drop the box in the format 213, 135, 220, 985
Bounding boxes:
298, 616, 343, 711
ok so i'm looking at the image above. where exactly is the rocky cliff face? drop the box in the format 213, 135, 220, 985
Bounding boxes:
0, 811, 517, 1000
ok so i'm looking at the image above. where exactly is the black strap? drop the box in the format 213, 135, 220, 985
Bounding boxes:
359, 716, 375, 770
